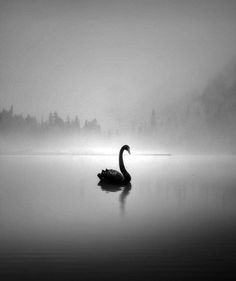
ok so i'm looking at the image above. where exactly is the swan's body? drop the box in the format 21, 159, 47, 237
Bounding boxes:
97, 145, 131, 184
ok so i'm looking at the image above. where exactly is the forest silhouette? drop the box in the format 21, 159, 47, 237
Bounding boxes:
1, 58, 236, 154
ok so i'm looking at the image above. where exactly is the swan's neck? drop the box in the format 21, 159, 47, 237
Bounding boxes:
119, 148, 131, 183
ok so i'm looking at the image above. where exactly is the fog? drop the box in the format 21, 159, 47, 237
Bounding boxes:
1, 0, 236, 154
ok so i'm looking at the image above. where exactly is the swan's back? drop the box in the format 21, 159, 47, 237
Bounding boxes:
97, 169, 124, 183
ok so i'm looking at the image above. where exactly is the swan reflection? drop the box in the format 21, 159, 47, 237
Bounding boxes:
119, 183, 132, 216
98, 182, 132, 216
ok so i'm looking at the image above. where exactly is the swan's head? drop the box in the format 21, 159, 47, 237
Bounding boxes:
123, 145, 131, 154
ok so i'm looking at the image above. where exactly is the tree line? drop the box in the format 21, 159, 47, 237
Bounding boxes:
0, 105, 101, 134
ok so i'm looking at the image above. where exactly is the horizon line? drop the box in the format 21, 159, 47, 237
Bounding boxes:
0, 152, 171, 156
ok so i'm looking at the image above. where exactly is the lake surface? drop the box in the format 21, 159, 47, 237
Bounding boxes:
0, 155, 236, 280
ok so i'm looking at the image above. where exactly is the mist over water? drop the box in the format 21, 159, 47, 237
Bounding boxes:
1, 56, 236, 154
1, 0, 236, 154
0, 155, 236, 279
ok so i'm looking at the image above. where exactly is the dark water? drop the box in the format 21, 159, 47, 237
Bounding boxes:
0, 155, 236, 280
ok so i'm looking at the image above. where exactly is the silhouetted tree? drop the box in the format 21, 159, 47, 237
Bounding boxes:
150, 109, 156, 131
48, 112, 53, 126
74, 115, 80, 128
53, 111, 64, 127
66, 115, 71, 126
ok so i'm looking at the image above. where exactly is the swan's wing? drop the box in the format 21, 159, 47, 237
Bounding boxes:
108, 169, 124, 180
97, 169, 124, 183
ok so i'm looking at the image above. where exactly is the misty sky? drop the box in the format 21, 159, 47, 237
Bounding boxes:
1, 0, 236, 129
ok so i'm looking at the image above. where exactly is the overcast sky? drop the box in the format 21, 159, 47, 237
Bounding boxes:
0, 0, 236, 129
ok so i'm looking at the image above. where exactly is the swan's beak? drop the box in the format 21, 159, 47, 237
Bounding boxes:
127, 148, 131, 154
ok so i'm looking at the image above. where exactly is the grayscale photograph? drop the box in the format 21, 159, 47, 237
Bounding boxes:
0, 0, 236, 280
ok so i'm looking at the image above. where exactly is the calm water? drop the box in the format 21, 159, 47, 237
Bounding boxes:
0, 155, 236, 280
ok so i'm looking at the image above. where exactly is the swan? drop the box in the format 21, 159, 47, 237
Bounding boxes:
97, 145, 131, 184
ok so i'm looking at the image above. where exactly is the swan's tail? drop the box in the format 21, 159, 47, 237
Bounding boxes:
97, 169, 107, 180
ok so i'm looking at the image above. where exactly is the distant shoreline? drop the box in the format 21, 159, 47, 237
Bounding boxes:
0, 152, 171, 156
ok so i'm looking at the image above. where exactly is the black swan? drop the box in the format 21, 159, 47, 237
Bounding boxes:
97, 145, 131, 184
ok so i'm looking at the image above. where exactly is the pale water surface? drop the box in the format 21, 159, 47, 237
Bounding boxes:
0, 155, 236, 280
